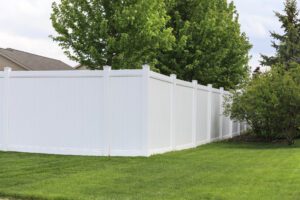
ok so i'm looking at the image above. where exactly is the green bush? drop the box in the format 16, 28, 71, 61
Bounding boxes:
225, 64, 300, 145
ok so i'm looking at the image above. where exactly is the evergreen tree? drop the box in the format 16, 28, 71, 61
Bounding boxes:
261, 0, 300, 70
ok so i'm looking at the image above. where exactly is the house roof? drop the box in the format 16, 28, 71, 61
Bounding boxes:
75, 64, 82, 69
75, 64, 89, 69
0, 48, 73, 70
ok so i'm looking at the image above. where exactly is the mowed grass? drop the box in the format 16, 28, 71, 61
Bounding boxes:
1, 141, 300, 200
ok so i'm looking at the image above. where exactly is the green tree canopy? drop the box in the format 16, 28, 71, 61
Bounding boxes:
51, 0, 251, 89
157, 0, 252, 89
51, 0, 175, 69
261, 0, 300, 69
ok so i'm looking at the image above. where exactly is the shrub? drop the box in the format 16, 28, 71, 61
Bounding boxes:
225, 64, 300, 145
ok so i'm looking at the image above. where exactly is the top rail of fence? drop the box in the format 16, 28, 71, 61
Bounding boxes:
0, 67, 231, 96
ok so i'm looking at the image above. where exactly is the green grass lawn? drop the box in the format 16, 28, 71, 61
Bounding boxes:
1, 141, 300, 200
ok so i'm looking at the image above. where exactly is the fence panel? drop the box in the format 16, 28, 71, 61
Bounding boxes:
222, 116, 232, 139
6, 75, 106, 155
148, 74, 172, 154
196, 88, 210, 145
0, 66, 246, 157
108, 76, 144, 156
232, 121, 240, 136
210, 92, 221, 141
173, 80, 194, 150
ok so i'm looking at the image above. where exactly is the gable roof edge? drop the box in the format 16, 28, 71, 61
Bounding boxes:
0, 52, 32, 70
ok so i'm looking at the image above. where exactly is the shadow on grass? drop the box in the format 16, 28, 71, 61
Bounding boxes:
216, 139, 300, 150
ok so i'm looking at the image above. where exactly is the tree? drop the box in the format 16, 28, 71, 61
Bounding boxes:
51, 0, 175, 70
261, 0, 300, 69
225, 64, 300, 145
157, 0, 252, 89
51, 0, 251, 89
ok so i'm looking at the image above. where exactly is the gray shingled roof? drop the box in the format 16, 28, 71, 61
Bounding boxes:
0, 48, 73, 70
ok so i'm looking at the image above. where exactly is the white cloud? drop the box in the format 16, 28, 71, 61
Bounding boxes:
233, 0, 292, 71
249, 53, 260, 68
240, 14, 277, 39
0, 0, 76, 67
234, 0, 283, 35
0, 0, 299, 70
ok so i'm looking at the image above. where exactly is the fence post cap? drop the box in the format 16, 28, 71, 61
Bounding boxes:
4, 67, 12, 72
170, 74, 177, 79
103, 65, 111, 71
142, 64, 150, 71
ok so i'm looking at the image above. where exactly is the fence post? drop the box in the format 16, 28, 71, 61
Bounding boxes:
142, 65, 150, 156
237, 122, 241, 135
2, 67, 11, 151
229, 119, 233, 138
207, 84, 212, 143
103, 65, 111, 156
192, 80, 198, 147
241, 122, 245, 133
245, 122, 248, 131
170, 74, 176, 150
219, 87, 224, 140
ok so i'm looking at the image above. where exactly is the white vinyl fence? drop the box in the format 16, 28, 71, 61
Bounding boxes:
0, 65, 246, 157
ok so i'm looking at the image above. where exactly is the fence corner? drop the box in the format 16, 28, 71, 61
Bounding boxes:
170, 74, 177, 150
142, 64, 150, 156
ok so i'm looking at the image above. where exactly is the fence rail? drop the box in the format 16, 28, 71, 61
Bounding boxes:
0, 65, 246, 157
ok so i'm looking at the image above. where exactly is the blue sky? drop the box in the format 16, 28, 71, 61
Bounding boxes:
0, 0, 292, 70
